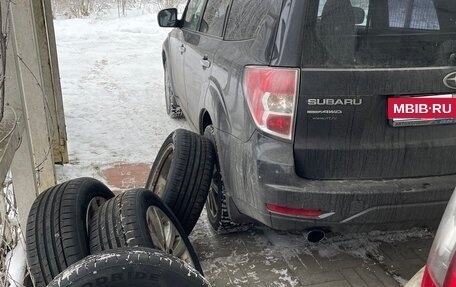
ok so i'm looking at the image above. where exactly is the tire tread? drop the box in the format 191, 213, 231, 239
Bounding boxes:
26, 178, 114, 287
146, 129, 215, 234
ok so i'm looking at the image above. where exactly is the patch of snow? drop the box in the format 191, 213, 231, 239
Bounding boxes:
210, 251, 250, 267
394, 274, 410, 287
5, 237, 27, 287
54, 8, 188, 182
271, 268, 299, 287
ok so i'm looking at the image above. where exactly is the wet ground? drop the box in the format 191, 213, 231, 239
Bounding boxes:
102, 162, 432, 287
192, 215, 432, 287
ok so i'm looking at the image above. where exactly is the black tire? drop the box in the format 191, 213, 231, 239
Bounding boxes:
89, 188, 203, 274
47, 248, 210, 287
204, 125, 245, 233
164, 63, 184, 119
145, 129, 215, 234
26, 178, 114, 287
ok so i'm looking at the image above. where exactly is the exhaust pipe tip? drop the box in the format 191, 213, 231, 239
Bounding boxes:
307, 229, 325, 243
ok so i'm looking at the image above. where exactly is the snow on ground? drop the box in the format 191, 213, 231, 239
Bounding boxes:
5, 237, 27, 287
54, 9, 188, 183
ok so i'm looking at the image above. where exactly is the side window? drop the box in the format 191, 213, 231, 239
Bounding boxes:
184, 0, 207, 30
225, 0, 273, 41
200, 0, 231, 36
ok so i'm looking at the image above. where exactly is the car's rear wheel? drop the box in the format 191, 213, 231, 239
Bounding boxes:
204, 126, 247, 233
164, 63, 183, 119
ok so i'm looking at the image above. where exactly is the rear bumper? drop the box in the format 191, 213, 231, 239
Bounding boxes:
224, 130, 456, 232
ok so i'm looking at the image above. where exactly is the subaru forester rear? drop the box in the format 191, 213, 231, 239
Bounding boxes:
159, 0, 456, 233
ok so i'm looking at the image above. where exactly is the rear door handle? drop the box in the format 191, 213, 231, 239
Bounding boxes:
200, 57, 211, 69
179, 45, 186, 54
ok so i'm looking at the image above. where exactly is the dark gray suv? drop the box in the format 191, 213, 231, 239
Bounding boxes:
158, 0, 456, 233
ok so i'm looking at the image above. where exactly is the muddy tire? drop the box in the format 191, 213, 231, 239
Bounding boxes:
204, 126, 247, 233
26, 178, 114, 287
145, 129, 215, 235
89, 188, 203, 274
47, 248, 210, 287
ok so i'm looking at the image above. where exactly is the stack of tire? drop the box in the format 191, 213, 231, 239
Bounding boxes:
26, 130, 215, 287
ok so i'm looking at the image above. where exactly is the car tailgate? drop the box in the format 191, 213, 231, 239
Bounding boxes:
293, 67, 456, 180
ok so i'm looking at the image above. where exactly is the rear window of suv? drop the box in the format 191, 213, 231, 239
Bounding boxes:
302, 0, 456, 68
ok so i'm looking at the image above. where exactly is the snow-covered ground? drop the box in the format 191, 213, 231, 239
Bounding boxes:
54, 9, 188, 183
53, 9, 432, 287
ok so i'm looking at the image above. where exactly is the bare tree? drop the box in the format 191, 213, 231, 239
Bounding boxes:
50, 0, 187, 18
70, 0, 95, 17
117, 0, 128, 17
51, 0, 111, 18
149, 0, 186, 10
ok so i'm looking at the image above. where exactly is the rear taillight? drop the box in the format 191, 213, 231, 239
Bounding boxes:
444, 257, 456, 286
266, 204, 323, 218
423, 267, 438, 287
243, 66, 299, 140
422, 190, 456, 287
